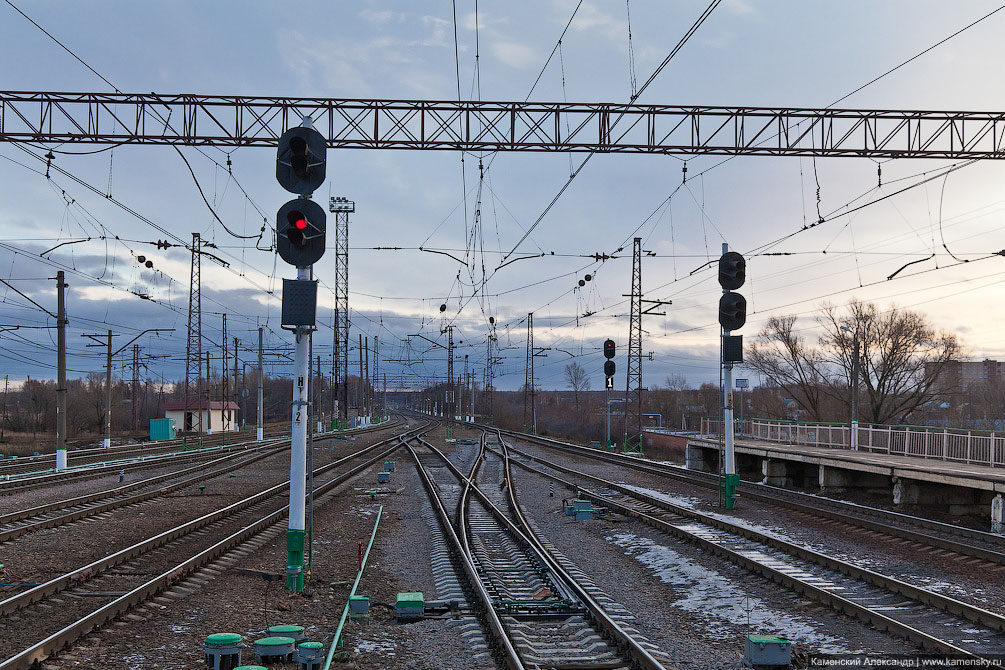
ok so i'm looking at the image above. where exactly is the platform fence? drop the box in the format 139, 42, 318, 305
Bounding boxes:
698, 417, 1005, 468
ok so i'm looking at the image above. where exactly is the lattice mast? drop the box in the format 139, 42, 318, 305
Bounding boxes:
624, 238, 643, 451
185, 232, 202, 432
329, 197, 353, 425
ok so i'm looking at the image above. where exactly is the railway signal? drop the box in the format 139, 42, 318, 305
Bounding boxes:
276, 126, 327, 195
603, 339, 616, 450
717, 246, 746, 510
276, 119, 328, 593
277, 199, 327, 267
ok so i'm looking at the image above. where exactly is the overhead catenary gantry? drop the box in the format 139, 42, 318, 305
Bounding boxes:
3, 91, 1005, 158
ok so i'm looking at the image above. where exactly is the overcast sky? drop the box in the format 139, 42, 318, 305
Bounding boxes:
2, 1, 1005, 393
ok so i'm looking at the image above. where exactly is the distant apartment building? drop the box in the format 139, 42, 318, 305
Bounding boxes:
929, 359, 1004, 391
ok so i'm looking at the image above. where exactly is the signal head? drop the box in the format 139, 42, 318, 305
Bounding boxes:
603, 339, 616, 359
718, 292, 747, 331
718, 251, 746, 290
276, 127, 327, 195
276, 198, 326, 266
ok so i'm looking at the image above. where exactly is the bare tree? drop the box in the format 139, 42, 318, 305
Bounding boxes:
747, 315, 829, 420
747, 301, 961, 425
564, 362, 590, 411
819, 300, 960, 424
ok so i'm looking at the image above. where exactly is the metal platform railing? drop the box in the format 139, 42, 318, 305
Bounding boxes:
700, 417, 1005, 468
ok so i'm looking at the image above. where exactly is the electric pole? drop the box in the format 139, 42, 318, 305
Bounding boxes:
623, 237, 669, 454
55, 271, 67, 453
185, 232, 202, 433
221, 314, 228, 432
257, 327, 264, 441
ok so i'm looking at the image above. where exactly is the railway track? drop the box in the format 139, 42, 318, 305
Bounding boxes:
496, 428, 1005, 567
493, 429, 1005, 660
409, 428, 669, 670
0, 426, 288, 477
0, 419, 429, 670
0, 418, 401, 496
0, 439, 290, 542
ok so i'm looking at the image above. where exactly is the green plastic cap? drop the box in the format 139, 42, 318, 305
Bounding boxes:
299, 642, 324, 649
267, 624, 304, 635
254, 636, 295, 647
234, 667, 269, 670
205, 633, 242, 646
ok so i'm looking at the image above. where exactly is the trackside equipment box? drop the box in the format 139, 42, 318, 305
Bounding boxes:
743, 634, 791, 668
150, 418, 176, 441
395, 592, 424, 620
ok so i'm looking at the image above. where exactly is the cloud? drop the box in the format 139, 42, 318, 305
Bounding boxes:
490, 41, 539, 69
358, 9, 401, 24
723, 0, 757, 16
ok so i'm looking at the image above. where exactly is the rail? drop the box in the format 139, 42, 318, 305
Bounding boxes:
700, 417, 1005, 468
321, 504, 384, 670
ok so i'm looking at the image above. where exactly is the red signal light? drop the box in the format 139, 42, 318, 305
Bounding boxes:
295, 217, 307, 230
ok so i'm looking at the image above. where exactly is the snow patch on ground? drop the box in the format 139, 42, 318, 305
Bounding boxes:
608, 531, 864, 654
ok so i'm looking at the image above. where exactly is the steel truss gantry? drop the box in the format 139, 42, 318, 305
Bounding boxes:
3, 91, 1005, 159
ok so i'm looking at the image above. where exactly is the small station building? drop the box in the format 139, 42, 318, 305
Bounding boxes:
163, 400, 240, 434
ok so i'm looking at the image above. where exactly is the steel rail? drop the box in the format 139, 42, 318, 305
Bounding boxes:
0, 424, 420, 670
0, 441, 269, 494
498, 428, 1005, 564
0, 442, 289, 542
406, 437, 525, 670
0, 424, 292, 474
492, 430, 667, 670
420, 432, 666, 670
0, 421, 429, 617
499, 439, 1003, 658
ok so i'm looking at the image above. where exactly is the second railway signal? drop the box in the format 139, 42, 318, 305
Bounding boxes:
277, 199, 326, 267
719, 292, 747, 331
604, 339, 616, 359
277, 126, 327, 195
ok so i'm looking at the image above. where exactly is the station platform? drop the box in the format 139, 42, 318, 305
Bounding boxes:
685, 434, 1005, 520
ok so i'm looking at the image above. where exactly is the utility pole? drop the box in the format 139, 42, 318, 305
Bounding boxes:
221, 314, 228, 432
463, 355, 469, 420
84, 328, 171, 445
623, 237, 668, 454
525, 314, 533, 431
55, 271, 67, 454
316, 355, 322, 430
131, 344, 140, 432
446, 325, 454, 423
257, 327, 264, 441
1, 374, 7, 443
358, 333, 364, 418
372, 336, 379, 419
524, 313, 550, 434
205, 351, 212, 434
330, 196, 353, 428
233, 337, 239, 430
841, 324, 861, 450
185, 233, 203, 433
102, 331, 113, 447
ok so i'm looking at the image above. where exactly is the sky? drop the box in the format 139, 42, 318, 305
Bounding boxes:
1, 0, 1005, 394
